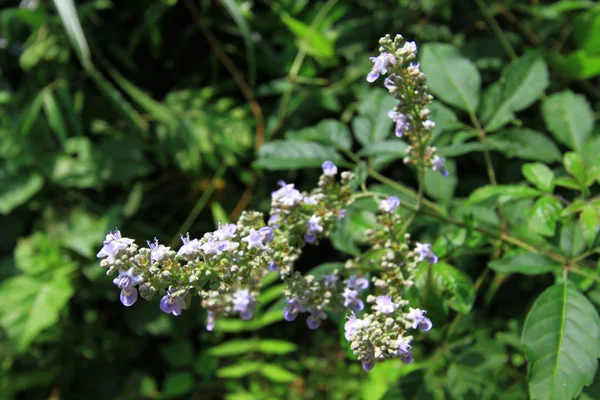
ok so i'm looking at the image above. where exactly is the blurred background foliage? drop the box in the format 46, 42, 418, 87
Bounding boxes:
0, 0, 599, 399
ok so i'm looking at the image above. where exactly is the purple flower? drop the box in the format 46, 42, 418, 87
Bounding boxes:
344, 312, 367, 340
268, 213, 281, 229
160, 294, 185, 316
432, 155, 449, 177
373, 295, 398, 314
268, 260, 278, 271
258, 227, 274, 242
322, 160, 338, 177
206, 311, 215, 331
177, 233, 200, 259
379, 196, 400, 213
147, 238, 170, 263
362, 359, 375, 372
303, 196, 318, 205
97, 230, 134, 262
323, 273, 338, 287
400, 41, 417, 55
305, 215, 323, 243
271, 181, 303, 207
338, 209, 347, 219
306, 310, 326, 330
213, 223, 237, 241
113, 267, 143, 307
414, 242, 438, 264
232, 289, 255, 320
304, 233, 317, 243
284, 298, 305, 321
396, 340, 413, 364
405, 307, 433, 331
367, 52, 395, 83
422, 120, 436, 130
242, 229, 266, 250
201, 240, 239, 255
388, 110, 409, 137
343, 288, 364, 311
345, 275, 369, 290
384, 75, 397, 91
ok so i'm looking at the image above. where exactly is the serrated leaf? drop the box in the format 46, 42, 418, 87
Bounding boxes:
522, 283, 600, 400
356, 89, 397, 144
560, 220, 586, 257
424, 159, 457, 202
255, 139, 342, 170
580, 205, 600, 246
486, 128, 562, 163
489, 252, 561, 275
414, 262, 475, 315
420, 43, 481, 112
522, 163, 555, 192
259, 364, 299, 383
528, 196, 563, 237
542, 90, 593, 152
563, 152, 587, 186
357, 140, 408, 157
483, 53, 549, 131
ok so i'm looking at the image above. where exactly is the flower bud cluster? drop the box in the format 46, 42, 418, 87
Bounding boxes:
367, 33, 448, 176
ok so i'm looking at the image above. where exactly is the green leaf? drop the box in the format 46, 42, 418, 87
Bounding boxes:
256, 339, 297, 355
0, 275, 74, 352
216, 361, 263, 378
560, 220, 586, 257
43, 88, 69, 145
53, 0, 92, 69
424, 159, 457, 202
306, 262, 344, 279
0, 171, 44, 215
580, 205, 600, 246
259, 364, 299, 383
574, 9, 600, 54
414, 262, 475, 314
356, 89, 397, 144
486, 128, 562, 163
159, 340, 194, 368
287, 119, 352, 150
522, 163, 555, 192
280, 13, 334, 60
489, 252, 561, 275
420, 43, 481, 112
542, 90, 593, 152
563, 152, 587, 186
469, 185, 541, 204
550, 50, 600, 80
483, 53, 549, 131
255, 139, 342, 170
522, 283, 600, 400
211, 202, 229, 228
357, 140, 408, 157
528, 196, 563, 237
162, 371, 194, 398
221, 0, 256, 88
208, 339, 258, 357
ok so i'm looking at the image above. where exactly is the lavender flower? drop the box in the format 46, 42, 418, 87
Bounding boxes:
373, 295, 398, 314
396, 340, 413, 364
322, 160, 338, 177
338, 209, 347, 219
177, 233, 200, 259
258, 227, 274, 242
206, 311, 215, 331
303, 196, 318, 205
388, 110, 409, 137
405, 307, 433, 331
362, 359, 375, 372
233, 289, 255, 320
367, 52, 395, 83
160, 294, 185, 316
284, 298, 304, 322
344, 312, 367, 340
242, 229, 266, 250
432, 155, 449, 177
201, 240, 239, 255
422, 120, 436, 130
306, 310, 326, 330
323, 273, 338, 287
213, 223, 237, 240
113, 267, 143, 307
271, 181, 303, 207
343, 288, 364, 311
414, 242, 438, 264
97, 230, 134, 262
384, 75, 397, 91
304, 233, 317, 243
379, 196, 400, 213
268, 260, 278, 271
147, 238, 170, 263
269, 212, 281, 228
399, 41, 417, 55
307, 215, 323, 234
345, 275, 369, 290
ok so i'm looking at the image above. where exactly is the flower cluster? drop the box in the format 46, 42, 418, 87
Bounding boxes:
367, 34, 448, 176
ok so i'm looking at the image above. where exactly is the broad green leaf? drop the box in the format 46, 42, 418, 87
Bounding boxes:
469, 185, 541, 204
522, 283, 600, 400
53, 0, 92, 69
563, 152, 587, 186
256, 339, 297, 355
550, 50, 600, 80
255, 139, 342, 170
528, 196, 563, 237
43, 88, 68, 145
280, 13, 334, 60
0, 171, 44, 215
560, 220, 586, 257
580, 205, 600, 246
429, 101, 459, 138
0, 275, 74, 352
489, 252, 561, 275
356, 89, 397, 144
574, 9, 600, 54
421, 43, 481, 112
306, 262, 344, 279
211, 202, 229, 228
159, 340, 194, 367
259, 364, 299, 383
483, 53, 549, 131
424, 159, 457, 202
486, 128, 562, 163
413, 262, 475, 315
162, 372, 194, 398
216, 361, 263, 378
437, 142, 490, 157
522, 163, 554, 192
542, 90, 593, 152
287, 119, 352, 150
208, 339, 258, 356
221, 0, 256, 88
357, 140, 408, 157
15, 232, 76, 276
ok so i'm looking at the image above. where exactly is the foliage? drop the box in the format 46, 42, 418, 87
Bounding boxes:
0, 0, 599, 399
